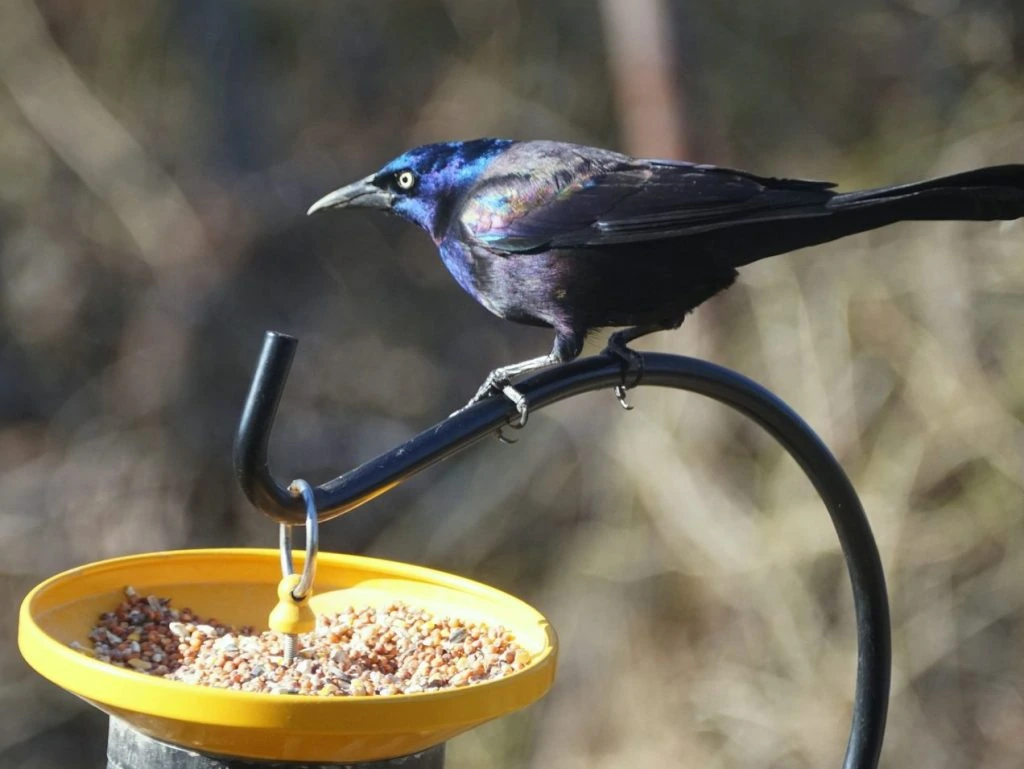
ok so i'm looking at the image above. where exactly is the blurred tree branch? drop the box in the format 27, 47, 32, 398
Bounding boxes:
598, 0, 689, 158
0, 0, 205, 273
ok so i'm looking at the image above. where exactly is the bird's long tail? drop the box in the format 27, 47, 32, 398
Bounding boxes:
827, 164, 1024, 222
721, 164, 1024, 268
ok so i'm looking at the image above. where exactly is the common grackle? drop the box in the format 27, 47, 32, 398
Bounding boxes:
309, 139, 1024, 421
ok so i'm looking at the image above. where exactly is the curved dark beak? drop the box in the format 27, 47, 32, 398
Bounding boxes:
307, 174, 394, 215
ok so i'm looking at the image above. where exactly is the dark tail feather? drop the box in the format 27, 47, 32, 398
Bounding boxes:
715, 164, 1024, 269
828, 164, 1024, 222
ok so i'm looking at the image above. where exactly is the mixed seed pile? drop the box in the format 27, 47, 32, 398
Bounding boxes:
72, 586, 532, 696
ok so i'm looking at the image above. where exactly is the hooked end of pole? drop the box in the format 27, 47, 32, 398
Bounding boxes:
233, 331, 302, 520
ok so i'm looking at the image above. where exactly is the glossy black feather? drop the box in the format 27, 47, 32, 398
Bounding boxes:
480, 163, 840, 252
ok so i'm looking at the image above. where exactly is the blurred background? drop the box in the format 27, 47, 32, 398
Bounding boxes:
1, 1, 1023, 767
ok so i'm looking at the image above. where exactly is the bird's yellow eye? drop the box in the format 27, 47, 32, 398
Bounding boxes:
396, 170, 416, 190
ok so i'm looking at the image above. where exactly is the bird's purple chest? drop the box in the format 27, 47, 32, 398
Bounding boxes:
438, 238, 481, 300
437, 236, 565, 329
438, 236, 522, 320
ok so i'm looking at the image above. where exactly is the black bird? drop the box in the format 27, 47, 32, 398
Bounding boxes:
309, 139, 1024, 419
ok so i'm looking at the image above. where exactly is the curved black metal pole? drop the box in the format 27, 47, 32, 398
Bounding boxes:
234, 330, 890, 769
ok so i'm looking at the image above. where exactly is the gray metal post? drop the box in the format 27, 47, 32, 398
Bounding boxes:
106, 717, 446, 769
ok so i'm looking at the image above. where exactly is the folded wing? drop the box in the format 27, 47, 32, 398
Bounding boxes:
460, 156, 837, 254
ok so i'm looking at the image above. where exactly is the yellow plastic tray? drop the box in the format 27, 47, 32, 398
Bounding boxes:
19, 549, 557, 762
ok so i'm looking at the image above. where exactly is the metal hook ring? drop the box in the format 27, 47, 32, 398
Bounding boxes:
278, 478, 318, 600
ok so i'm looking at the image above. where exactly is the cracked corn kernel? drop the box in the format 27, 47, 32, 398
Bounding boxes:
72, 586, 532, 696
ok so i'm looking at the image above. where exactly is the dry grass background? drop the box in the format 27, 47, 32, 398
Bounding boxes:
1, 1, 1022, 767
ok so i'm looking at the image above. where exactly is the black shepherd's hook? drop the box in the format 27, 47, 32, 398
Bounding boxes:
233, 330, 890, 769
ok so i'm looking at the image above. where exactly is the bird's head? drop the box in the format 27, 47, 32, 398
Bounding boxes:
308, 138, 513, 240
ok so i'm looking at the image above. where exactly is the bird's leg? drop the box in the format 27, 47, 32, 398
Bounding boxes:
603, 322, 678, 409
461, 354, 559, 427
467, 355, 559, 408
453, 332, 583, 438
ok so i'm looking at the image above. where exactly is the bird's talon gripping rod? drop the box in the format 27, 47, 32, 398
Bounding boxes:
235, 329, 890, 769
602, 339, 646, 410
499, 383, 530, 427
494, 384, 529, 444
449, 382, 528, 443
614, 384, 635, 410
495, 426, 519, 445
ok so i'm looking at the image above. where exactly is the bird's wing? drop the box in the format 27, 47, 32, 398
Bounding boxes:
460, 158, 837, 254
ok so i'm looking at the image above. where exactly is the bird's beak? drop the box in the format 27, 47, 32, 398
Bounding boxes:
307, 174, 394, 215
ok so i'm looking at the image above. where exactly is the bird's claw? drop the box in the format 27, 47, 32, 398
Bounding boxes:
449, 374, 507, 415
500, 383, 530, 427
604, 341, 645, 386
470, 374, 503, 406
603, 336, 645, 410
451, 375, 530, 444
491, 384, 529, 443
614, 384, 634, 410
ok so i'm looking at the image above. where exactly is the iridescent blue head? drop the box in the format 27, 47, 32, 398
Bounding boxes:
308, 138, 514, 241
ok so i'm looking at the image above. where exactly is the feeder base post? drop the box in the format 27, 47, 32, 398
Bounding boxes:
106, 717, 447, 769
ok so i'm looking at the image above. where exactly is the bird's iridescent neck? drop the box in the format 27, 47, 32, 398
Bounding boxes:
396, 139, 515, 240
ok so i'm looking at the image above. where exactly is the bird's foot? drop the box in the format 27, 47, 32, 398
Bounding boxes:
499, 383, 530, 426
493, 384, 529, 444
603, 333, 646, 410
449, 371, 530, 443
453, 374, 529, 423
613, 384, 634, 411
450, 354, 560, 441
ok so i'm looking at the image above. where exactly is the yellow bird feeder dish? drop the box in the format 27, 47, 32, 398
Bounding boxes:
19, 548, 558, 764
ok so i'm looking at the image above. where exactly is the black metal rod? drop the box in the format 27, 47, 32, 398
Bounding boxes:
234, 330, 890, 769
233, 331, 299, 518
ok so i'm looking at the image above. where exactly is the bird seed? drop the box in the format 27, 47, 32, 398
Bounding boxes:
73, 586, 532, 696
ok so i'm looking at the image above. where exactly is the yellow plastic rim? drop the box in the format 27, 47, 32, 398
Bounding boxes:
19, 549, 558, 762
